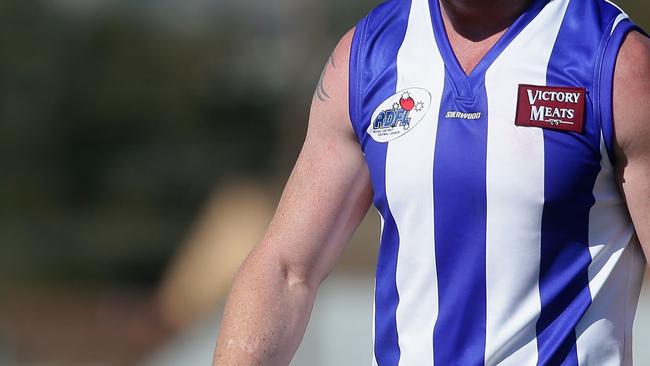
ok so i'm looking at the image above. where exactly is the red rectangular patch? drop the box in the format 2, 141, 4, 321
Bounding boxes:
515, 84, 586, 133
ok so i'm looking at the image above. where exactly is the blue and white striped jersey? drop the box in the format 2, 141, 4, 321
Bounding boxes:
348, 0, 647, 364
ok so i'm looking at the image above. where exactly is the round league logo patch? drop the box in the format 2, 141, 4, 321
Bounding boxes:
367, 87, 432, 143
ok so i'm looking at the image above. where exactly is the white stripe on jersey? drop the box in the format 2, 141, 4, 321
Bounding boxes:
483, 0, 570, 364
388, 0, 445, 364
611, 13, 629, 35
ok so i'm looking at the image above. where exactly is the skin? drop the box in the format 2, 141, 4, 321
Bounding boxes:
440, 0, 532, 40
439, 0, 532, 73
613, 31, 650, 265
213, 1, 650, 364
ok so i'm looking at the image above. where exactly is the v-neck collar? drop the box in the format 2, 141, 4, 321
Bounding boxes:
429, 0, 549, 99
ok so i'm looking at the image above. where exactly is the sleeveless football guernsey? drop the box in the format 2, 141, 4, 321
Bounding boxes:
348, 0, 647, 365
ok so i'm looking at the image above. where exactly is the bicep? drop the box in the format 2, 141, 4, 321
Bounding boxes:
613, 30, 650, 264
256, 27, 373, 287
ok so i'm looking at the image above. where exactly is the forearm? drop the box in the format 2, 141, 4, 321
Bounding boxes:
213, 250, 317, 366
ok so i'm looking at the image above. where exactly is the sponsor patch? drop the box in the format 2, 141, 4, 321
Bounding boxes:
368, 88, 431, 143
515, 84, 586, 133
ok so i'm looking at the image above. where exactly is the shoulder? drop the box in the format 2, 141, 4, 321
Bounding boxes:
311, 27, 355, 109
613, 30, 650, 159
615, 30, 650, 84
307, 27, 357, 141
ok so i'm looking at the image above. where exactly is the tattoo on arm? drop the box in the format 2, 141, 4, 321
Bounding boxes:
315, 54, 336, 102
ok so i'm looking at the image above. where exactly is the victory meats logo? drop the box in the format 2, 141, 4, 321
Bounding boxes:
368, 88, 431, 143
515, 84, 586, 133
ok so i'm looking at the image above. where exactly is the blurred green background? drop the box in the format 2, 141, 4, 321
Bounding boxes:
0, 0, 366, 289
0, 0, 648, 365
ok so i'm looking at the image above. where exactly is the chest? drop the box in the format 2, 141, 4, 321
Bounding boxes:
356, 0, 610, 214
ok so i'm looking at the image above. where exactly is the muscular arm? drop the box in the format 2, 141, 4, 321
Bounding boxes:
212, 28, 373, 365
613, 31, 650, 267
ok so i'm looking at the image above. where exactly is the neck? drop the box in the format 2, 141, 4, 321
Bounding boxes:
440, 0, 533, 41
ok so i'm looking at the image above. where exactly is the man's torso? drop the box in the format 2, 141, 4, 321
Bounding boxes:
348, 0, 646, 364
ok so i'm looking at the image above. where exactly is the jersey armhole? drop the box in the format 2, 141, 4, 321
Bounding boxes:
595, 16, 646, 165
349, 13, 371, 144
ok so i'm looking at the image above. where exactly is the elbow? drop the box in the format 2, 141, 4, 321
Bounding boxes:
237, 247, 320, 295
280, 261, 319, 295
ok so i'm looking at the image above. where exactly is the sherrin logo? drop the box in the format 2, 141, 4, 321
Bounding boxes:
368, 88, 432, 143
515, 84, 586, 133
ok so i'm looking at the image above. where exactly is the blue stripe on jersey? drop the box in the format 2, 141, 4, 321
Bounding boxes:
596, 19, 640, 165
372, 186, 401, 366
536, 1, 621, 364
349, 2, 412, 364
429, 2, 548, 364
432, 71, 489, 366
